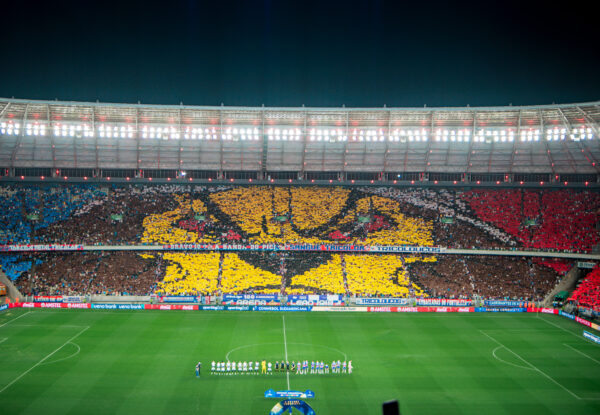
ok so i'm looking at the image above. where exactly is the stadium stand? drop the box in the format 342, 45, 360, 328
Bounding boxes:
156, 252, 219, 296
462, 189, 600, 252
568, 265, 600, 312
407, 255, 560, 301
345, 254, 428, 297
2, 184, 598, 300
220, 253, 281, 294
16, 252, 162, 296
287, 254, 346, 295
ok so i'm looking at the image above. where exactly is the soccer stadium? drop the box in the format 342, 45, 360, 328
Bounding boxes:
1, 97, 600, 415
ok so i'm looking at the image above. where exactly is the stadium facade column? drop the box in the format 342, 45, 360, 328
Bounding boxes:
261, 106, 267, 180
539, 108, 557, 179
10, 103, 28, 170
556, 107, 578, 172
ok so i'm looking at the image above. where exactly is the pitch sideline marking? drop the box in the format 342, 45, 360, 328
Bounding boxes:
8, 324, 89, 328
0, 325, 89, 394
480, 330, 581, 400
282, 315, 290, 390
39, 342, 81, 366
0, 311, 33, 328
563, 343, 600, 365
0, 338, 6, 344
491, 346, 535, 371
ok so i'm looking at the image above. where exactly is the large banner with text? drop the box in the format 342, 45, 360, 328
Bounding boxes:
222, 294, 280, 306
1, 243, 444, 253
287, 294, 344, 306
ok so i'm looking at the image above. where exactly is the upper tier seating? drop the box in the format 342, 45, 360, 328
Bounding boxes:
2, 184, 596, 299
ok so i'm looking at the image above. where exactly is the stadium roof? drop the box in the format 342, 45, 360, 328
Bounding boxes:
1, 97, 599, 175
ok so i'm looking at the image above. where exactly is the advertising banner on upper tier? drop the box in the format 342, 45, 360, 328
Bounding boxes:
63, 296, 83, 303
287, 295, 344, 306
222, 294, 280, 306
355, 298, 409, 305
91, 304, 145, 310
416, 298, 472, 306
484, 300, 528, 307
144, 304, 198, 311
158, 296, 198, 303
33, 295, 63, 302
0, 244, 84, 252
162, 243, 444, 253
1, 243, 444, 253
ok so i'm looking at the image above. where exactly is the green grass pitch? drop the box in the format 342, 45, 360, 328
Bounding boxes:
0, 309, 599, 415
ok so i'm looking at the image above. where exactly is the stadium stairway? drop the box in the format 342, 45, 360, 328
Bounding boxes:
542, 264, 580, 307
0, 269, 24, 303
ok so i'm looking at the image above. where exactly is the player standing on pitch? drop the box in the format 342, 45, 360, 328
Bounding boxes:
195, 361, 201, 377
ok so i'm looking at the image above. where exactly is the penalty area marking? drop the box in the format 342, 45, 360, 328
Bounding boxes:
563, 343, 600, 365
0, 311, 33, 328
491, 346, 535, 371
0, 325, 89, 394
39, 342, 81, 366
480, 330, 584, 400
536, 314, 600, 347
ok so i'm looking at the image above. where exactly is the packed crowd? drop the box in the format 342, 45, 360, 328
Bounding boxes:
568, 265, 600, 312
462, 189, 600, 252
15, 252, 162, 296
220, 253, 281, 294
2, 184, 597, 254
287, 254, 346, 294
407, 255, 560, 301
345, 254, 428, 297
2, 184, 597, 301
8, 249, 566, 301
155, 252, 219, 295
0, 185, 103, 245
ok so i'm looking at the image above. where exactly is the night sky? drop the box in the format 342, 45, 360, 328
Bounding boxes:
0, 0, 598, 108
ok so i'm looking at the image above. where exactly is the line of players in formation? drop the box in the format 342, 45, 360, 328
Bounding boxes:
210, 360, 353, 375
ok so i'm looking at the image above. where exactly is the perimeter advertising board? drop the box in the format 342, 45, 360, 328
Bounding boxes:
33, 296, 63, 302
287, 294, 344, 306
355, 298, 409, 305
222, 294, 280, 306
158, 296, 198, 303
484, 300, 528, 307
416, 298, 472, 306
